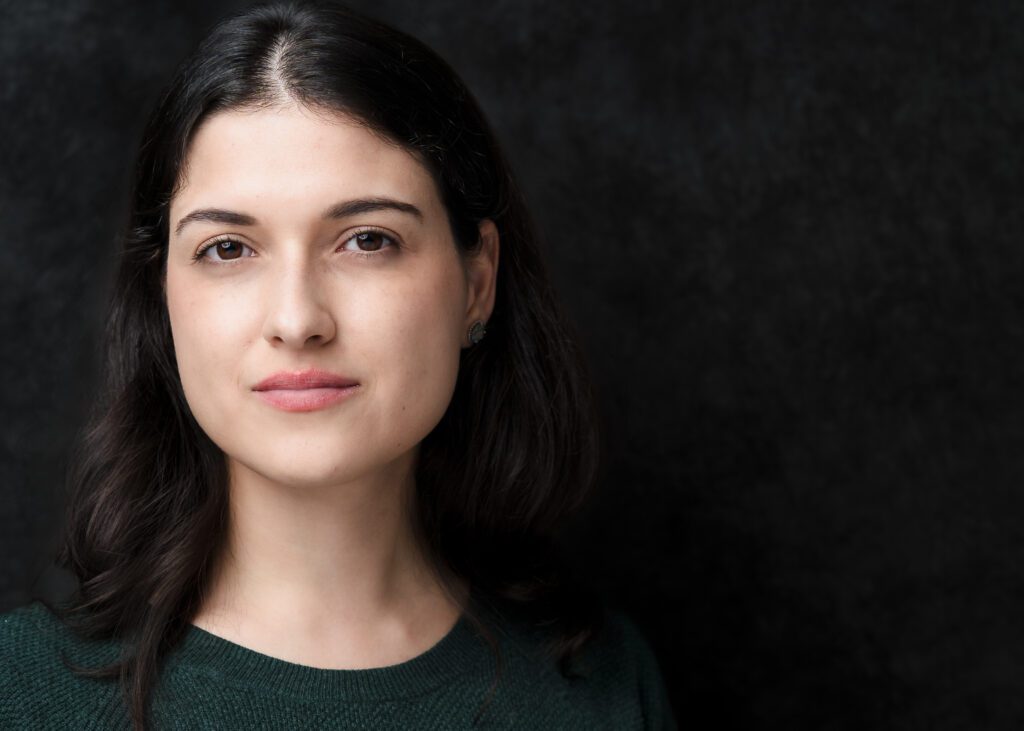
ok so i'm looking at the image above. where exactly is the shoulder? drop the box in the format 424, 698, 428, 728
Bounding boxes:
581, 608, 678, 730
0, 601, 61, 727
0, 600, 64, 681
1, 600, 67, 645
0, 600, 124, 729
0, 599, 115, 667
494, 603, 678, 730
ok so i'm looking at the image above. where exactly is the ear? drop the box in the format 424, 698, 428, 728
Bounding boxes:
462, 218, 500, 347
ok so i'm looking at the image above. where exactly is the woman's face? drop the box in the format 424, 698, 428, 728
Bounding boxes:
165, 103, 496, 489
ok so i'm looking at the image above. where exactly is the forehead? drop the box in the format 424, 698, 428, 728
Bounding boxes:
171, 104, 443, 219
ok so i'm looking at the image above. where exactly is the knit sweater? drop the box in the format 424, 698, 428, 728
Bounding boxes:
0, 600, 677, 730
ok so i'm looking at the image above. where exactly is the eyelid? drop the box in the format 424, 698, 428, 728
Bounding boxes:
192, 235, 255, 263
338, 225, 401, 252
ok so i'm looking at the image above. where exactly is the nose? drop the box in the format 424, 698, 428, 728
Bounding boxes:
261, 259, 337, 349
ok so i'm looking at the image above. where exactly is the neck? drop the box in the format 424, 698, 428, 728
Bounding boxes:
195, 450, 464, 640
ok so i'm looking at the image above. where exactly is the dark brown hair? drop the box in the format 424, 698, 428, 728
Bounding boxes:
39, 2, 603, 728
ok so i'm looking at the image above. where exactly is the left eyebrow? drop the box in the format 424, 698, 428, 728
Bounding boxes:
323, 197, 424, 223
173, 196, 424, 237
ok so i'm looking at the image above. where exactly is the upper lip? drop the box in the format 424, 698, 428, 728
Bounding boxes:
253, 368, 360, 391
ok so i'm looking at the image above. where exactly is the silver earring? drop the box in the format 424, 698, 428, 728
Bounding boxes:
468, 320, 487, 345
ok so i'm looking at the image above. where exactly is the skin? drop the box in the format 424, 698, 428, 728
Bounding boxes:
164, 101, 498, 668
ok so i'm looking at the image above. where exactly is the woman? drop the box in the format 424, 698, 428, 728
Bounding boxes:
0, 2, 676, 729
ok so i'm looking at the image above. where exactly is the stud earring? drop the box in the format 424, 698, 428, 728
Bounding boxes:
468, 320, 487, 346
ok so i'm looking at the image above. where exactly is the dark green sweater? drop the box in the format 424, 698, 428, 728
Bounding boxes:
0, 600, 677, 729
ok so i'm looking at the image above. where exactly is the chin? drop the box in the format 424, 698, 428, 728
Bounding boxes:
230, 446, 409, 490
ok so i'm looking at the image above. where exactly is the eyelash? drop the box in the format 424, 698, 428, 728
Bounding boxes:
191, 227, 400, 265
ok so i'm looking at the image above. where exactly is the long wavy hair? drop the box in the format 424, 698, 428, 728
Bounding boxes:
37, 2, 602, 729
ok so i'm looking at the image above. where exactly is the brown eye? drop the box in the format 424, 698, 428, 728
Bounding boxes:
213, 240, 244, 259
342, 230, 396, 254
196, 239, 251, 262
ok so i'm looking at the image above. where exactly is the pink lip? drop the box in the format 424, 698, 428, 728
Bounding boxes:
253, 369, 360, 413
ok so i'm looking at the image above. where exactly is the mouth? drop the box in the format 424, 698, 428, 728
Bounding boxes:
253, 368, 360, 391
253, 385, 360, 413
252, 368, 361, 412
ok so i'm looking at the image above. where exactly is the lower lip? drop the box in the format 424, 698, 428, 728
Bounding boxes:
254, 386, 360, 412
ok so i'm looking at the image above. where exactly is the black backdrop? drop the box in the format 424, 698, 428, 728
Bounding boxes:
3, 1, 1023, 728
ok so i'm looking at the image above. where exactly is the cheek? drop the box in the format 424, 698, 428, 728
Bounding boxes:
359, 263, 467, 436
165, 272, 251, 416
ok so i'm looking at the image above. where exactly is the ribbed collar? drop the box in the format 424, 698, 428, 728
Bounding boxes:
163, 611, 492, 701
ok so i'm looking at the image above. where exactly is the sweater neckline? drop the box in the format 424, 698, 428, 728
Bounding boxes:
164, 611, 488, 701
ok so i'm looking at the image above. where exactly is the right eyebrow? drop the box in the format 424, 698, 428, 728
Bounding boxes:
174, 209, 257, 237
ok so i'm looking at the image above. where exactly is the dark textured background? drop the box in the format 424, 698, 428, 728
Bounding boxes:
3, 0, 1023, 727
